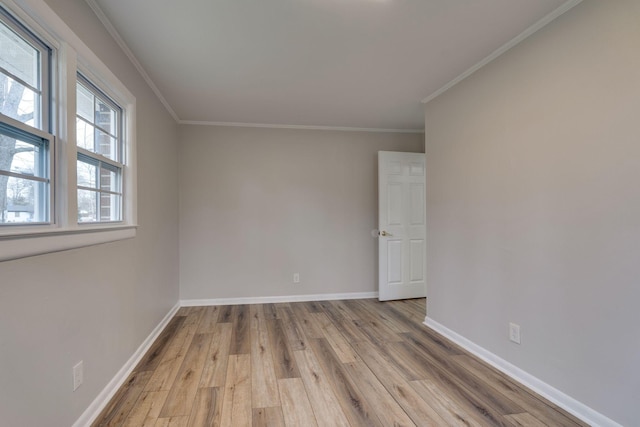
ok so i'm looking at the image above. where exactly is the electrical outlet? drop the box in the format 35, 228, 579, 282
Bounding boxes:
73, 361, 83, 391
509, 323, 521, 344
293, 273, 300, 284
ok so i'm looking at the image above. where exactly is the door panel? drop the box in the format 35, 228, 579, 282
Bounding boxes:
378, 151, 426, 301
410, 183, 425, 225
388, 183, 403, 225
387, 240, 403, 284
410, 239, 424, 282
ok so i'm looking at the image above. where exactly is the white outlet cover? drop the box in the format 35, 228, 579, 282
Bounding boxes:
73, 361, 83, 391
509, 323, 521, 344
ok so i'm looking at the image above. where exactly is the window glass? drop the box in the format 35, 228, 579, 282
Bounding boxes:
77, 188, 97, 223
0, 20, 38, 88
0, 3, 137, 259
0, 9, 50, 226
0, 126, 49, 224
76, 82, 93, 122
77, 157, 97, 188
0, 16, 45, 130
76, 78, 121, 162
76, 76, 123, 223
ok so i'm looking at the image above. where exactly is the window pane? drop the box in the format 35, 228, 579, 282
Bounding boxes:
76, 111, 119, 161
76, 120, 118, 160
95, 127, 118, 161
76, 77, 121, 163
0, 73, 37, 127
76, 118, 94, 151
95, 97, 117, 136
1, 176, 47, 223
9, 140, 37, 174
0, 137, 43, 177
0, 20, 39, 89
99, 164, 120, 193
0, 9, 51, 229
76, 83, 94, 122
77, 189, 121, 222
77, 158, 97, 188
76, 74, 124, 224
77, 188, 97, 222
99, 192, 121, 222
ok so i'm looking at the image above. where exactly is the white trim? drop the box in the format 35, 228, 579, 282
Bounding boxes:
0, 226, 136, 262
423, 316, 623, 427
180, 120, 425, 134
85, 1, 428, 133
6, 0, 136, 105
72, 302, 181, 427
83, 0, 180, 122
0, 0, 139, 259
82, 1, 423, 134
181, 291, 379, 307
421, 0, 583, 104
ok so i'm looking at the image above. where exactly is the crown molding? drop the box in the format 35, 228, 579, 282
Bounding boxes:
179, 120, 425, 134
84, 0, 423, 132
84, 0, 425, 132
421, 0, 583, 104
84, 0, 580, 129
84, 0, 180, 122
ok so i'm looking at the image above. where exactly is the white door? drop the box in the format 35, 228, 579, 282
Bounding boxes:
378, 151, 426, 301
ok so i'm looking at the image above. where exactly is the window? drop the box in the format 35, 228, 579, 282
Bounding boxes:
0, 123, 51, 223
0, 1, 137, 262
0, 7, 52, 225
76, 76, 123, 223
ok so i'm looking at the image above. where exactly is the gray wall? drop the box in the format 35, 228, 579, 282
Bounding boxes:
424, 1, 639, 425
0, 1, 180, 426
179, 125, 423, 300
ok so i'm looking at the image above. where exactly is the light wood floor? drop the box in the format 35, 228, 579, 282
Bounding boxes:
92, 298, 587, 426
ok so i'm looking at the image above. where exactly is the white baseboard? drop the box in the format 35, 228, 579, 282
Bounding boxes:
72, 303, 181, 427
423, 317, 622, 427
180, 291, 379, 307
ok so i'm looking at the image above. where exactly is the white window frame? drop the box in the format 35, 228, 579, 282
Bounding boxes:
0, 118, 54, 225
0, 6, 54, 226
76, 73, 125, 224
0, 0, 137, 262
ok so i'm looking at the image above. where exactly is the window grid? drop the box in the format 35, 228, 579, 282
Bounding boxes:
77, 152, 122, 223
0, 1, 137, 260
76, 75, 124, 224
0, 6, 52, 225
0, 6, 50, 132
76, 74, 121, 162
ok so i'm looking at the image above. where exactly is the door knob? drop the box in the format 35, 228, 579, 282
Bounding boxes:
380, 230, 390, 236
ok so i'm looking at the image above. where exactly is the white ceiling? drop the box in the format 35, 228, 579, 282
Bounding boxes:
90, 0, 574, 131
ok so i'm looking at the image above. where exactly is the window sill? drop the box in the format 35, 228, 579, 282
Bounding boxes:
0, 225, 137, 262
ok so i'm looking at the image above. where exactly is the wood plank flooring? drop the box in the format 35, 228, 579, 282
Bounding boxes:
92, 299, 588, 427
